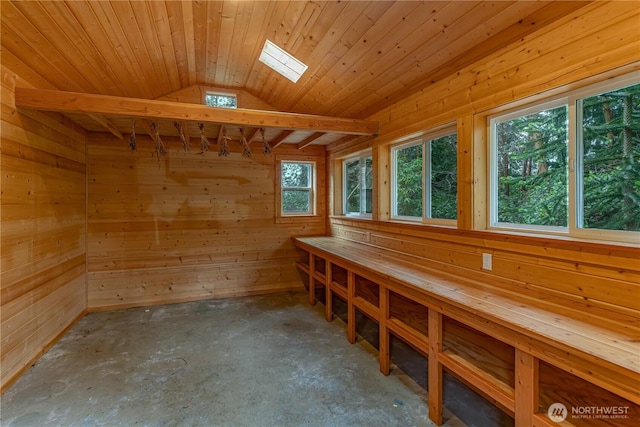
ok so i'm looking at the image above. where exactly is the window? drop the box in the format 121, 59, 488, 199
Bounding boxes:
392, 129, 457, 224
343, 153, 373, 216
575, 80, 640, 234
280, 161, 314, 215
205, 92, 237, 109
490, 102, 569, 229
489, 73, 639, 241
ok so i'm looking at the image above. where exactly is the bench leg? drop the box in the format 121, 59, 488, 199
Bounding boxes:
379, 287, 390, 375
428, 309, 443, 425
347, 271, 356, 344
309, 255, 316, 306
325, 261, 333, 322
515, 349, 538, 427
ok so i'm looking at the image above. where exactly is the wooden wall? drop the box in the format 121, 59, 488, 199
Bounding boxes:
86, 134, 326, 310
329, 3, 639, 314
1, 65, 88, 393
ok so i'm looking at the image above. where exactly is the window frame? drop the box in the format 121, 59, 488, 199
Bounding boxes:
487, 71, 640, 243
488, 97, 569, 233
342, 152, 373, 218
277, 159, 316, 217
390, 125, 458, 226
204, 91, 238, 109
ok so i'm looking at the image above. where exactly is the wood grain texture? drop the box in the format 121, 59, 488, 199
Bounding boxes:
1, 65, 87, 393
293, 236, 640, 406
87, 134, 326, 310
0, 1, 587, 119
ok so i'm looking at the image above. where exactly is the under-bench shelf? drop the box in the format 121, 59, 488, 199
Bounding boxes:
293, 236, 639, 427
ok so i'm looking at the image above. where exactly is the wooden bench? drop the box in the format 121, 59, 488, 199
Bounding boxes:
292, 236, 639, 427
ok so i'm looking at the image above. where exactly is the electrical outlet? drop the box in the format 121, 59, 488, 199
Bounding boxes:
482, 253, 492, 271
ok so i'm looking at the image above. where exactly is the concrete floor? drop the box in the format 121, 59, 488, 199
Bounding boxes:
1, 291, 471, 427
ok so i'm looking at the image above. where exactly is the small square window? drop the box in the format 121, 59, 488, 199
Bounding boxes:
205, 93, 237, 109
280, 161, 314, 215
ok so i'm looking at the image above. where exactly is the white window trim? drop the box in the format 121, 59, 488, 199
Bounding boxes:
342, 152, 373, 218
279, 160, 316, 217
391, 139, 423, 221
569, 72, 640, 243
391, 126, 457, 226
488, 97, 569, 232
488, 71, 640, 244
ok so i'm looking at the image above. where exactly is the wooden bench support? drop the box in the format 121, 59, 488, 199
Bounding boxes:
428, 309, 443, 425
347, 271, 356, 344
515, 349, 538, 427
293, 236, 639, 426
379, 287, 390, 376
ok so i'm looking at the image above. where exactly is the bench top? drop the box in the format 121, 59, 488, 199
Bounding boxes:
293, 236, 640, 385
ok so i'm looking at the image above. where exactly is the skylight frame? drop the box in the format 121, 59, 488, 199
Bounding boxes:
259, 40, 308, 83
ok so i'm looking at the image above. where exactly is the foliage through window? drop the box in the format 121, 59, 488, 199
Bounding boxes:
492, 103, 568, 227
490, 75, 639, 240
392, 131, 457, 222
205, 93, 237, 109
281, 161, 314, 215
343, 154, 373, 216
578, 82, 640, 232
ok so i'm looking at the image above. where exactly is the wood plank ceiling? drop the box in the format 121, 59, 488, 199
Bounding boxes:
2, 1, 588, 147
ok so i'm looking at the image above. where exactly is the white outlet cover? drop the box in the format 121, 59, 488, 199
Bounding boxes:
482, 253, 492, 270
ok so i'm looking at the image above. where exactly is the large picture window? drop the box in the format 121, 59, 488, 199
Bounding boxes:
490, 102, 569, 229
343, 154, 373, 216
392, 129, 457, 224
489, 73, 639, 242
280, 161, 314, 215
577, 82, 640, 233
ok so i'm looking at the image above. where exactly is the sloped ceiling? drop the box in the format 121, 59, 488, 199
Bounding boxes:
1, 1, 588, 119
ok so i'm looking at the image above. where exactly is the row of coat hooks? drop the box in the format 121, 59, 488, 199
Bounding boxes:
128, 120, 271, 159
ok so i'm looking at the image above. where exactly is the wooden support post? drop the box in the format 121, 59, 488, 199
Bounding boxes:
379, 286, 390, 375
428, 308, 443, 425
515, 349, 538, 427
325, 261, 333, 322
309, 254, 316, 306
347, 271, 356, 344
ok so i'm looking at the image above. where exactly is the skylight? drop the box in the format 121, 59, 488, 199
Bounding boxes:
259, 40, 308, 83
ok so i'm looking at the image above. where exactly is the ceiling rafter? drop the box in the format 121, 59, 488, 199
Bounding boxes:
297, 132, 325, 150
87, 114, 123, 140
269, 130, 295, 149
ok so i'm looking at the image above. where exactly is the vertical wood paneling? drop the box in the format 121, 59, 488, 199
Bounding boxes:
0, 65, 87, 393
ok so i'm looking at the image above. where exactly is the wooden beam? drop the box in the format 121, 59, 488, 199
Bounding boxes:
181, 120, 191, 143
326, 134, 377, 152
297, 132, 325, 149
15, 88, 379, 135
244, 127, 260, 143
87, 114, 123, 140
139, 119, 156, 140
269, 130, 294, 149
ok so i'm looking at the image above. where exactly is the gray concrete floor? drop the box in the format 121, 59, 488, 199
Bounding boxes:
1, 291, 468, 427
